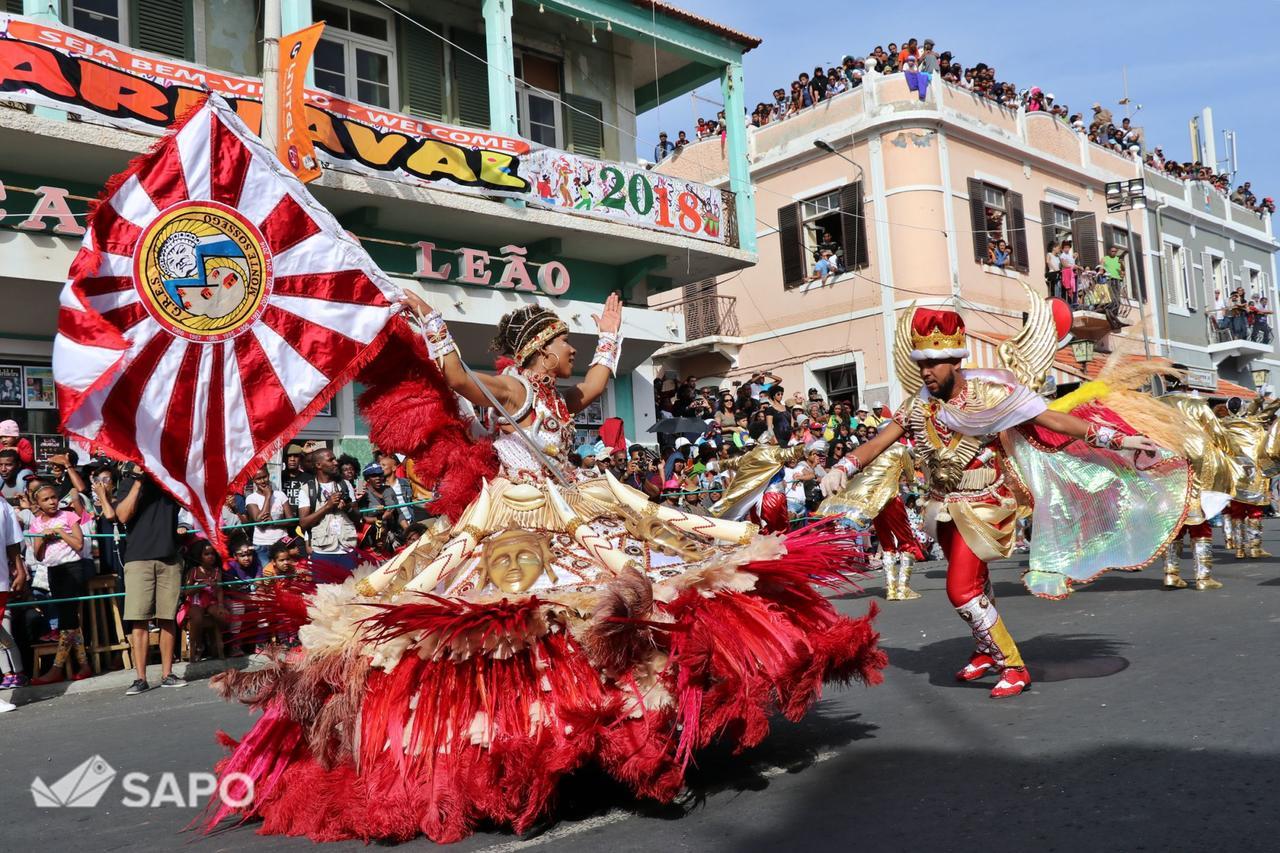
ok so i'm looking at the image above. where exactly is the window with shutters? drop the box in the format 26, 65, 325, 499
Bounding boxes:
1103, 226, 1141, 300
1047, 206, 1073, 249
313, 0, 396, 109
801, 191, 843, 274
779, 184, 868, 289
1163, 241, 1194, 311
1245, 265, 1263, 298
515, 52, 562, 148
821, 364, 859, 407
67, 0, 127, 43
966, 179, 1026, 270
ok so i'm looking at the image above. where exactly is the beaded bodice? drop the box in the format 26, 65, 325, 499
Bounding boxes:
491, 367, 578, 482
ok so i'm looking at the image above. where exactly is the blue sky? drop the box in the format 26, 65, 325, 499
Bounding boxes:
635, 1, 1279, 203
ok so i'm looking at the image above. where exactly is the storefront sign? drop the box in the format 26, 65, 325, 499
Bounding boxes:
415, 242, 570, 296
0, 178, 86, 235
0, 14, 729, 246
1185, 367, 1218, 392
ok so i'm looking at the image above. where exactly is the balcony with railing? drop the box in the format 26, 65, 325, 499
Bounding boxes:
1205, 314, 1272, 364
655, 293, 744, 362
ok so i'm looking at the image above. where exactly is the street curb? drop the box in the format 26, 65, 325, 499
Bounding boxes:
1, 655, 266, 707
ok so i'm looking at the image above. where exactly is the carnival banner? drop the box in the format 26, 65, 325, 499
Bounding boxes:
278, 22, 325, 183
0, 13, 729, 245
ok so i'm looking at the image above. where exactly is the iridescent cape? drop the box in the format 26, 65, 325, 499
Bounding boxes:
1002, 420, 1191, 599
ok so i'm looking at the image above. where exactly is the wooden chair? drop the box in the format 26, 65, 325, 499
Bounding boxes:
85, 574, 129, 674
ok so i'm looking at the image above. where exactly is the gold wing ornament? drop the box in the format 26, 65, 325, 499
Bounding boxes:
894, 302, 923, 400
996, 281, 1057, 392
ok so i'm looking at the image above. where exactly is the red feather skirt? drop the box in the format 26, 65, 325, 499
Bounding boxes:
205, 523, 884, 843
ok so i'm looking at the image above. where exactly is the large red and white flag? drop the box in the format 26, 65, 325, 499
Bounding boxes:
54, 93, 402, 545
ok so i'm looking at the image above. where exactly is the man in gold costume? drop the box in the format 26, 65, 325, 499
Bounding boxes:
821, 301, 1181, 699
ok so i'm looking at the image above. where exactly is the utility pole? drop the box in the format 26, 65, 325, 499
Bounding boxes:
261, 0, 281, 149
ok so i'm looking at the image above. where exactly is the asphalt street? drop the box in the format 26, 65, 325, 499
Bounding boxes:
4, 525, 1280, 853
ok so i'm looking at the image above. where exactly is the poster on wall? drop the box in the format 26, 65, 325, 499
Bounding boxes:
34, 434, 64, 463
0, 13, 730, 246
23, 366, 56, 409
0, 365, 22, 406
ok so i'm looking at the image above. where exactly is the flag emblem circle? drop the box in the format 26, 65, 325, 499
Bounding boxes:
133, 200, 273, 343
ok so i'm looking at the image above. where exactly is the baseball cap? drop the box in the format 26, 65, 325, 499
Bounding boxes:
285, 443, 305, 455
362, 462, 383, 478
0, 419, 18, 437
674, 437, 691, 449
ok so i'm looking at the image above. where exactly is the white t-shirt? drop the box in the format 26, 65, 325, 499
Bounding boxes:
0, 498, 22, 593
245, 489, 289, 546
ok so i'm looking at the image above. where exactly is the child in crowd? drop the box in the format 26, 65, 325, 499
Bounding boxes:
182, 540, 230, 661
28, 484, 91, 684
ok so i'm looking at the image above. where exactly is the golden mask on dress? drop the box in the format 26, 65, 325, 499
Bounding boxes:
619, 508, 703, 560
479, 527, 557, 593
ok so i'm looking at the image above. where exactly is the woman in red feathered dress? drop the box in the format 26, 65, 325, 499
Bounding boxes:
206, 293, 885, 843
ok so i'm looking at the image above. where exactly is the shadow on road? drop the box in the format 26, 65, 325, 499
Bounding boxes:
883, 633, 1129, 686
520, 707, 878, 839
739, 743, 1280, 853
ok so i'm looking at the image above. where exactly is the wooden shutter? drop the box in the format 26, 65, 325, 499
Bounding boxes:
402, 16, 445, 119
1072, 211, 1099, 269
838, 181, 869, 269
1185, 249, 1197, 310
1202, 252, 1214, 310
1130, 232, 1146, 301
451, 30, 490, 129
777, 203, 804, 288
563, 94, 604, 158
966, 178, 988, 262
1039, 201, 1057, 255
133, 0, 192, 59
1008, 191, 1028, 272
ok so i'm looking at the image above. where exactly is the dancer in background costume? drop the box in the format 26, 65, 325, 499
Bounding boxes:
819, 442, 925, 601
1158, 392, 1240, 589
1218, 399, 1280, 562
207, 293, 884, 844
709, 432, 806, 534
821, 284, 1191, 698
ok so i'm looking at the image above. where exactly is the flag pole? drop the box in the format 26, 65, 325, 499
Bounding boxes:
261, 0, 281, 149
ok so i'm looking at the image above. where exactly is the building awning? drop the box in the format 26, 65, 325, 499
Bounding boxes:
964, 331, 1083, 386
969, 331, 1256, 400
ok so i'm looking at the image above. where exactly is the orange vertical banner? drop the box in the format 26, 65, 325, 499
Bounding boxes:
278, 22, 324, 183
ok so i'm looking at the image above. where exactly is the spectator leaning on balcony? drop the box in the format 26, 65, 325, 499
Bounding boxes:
1102, 245, 1125, 294
1251, 297, 1273, 344
654, 132, 675, 163
1228, 288, 1249, 339
1046, 240, 1063, 300
675, 130, 689, 150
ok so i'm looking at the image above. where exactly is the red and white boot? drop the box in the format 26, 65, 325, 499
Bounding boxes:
989, 666, 1031, 699
955, 652, 997, 682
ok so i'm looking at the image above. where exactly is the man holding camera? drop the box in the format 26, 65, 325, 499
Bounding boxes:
297, 448, 361, 571
110, 464, 184, 695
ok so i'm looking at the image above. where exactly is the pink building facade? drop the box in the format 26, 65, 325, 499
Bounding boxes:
652, 72, 1277, 407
